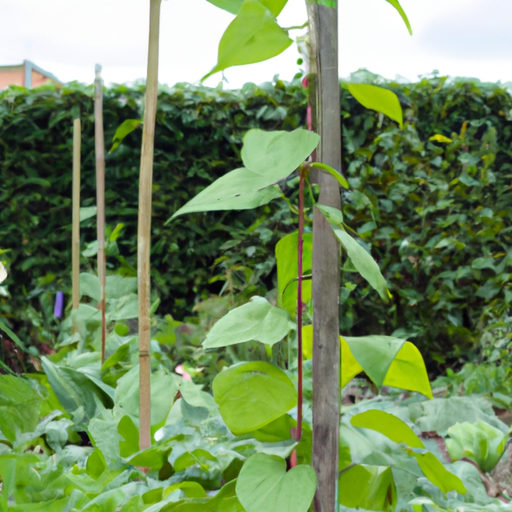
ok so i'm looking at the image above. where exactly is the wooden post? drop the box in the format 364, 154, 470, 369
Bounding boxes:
138, 0, 162, 451
94, 65, 107, 365
72, 118, 81, 322
307, 3, 342, 511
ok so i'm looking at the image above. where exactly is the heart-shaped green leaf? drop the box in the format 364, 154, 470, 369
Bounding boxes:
343, 335, 433, 398
212, 361, 297, 435
203, 0, 292, 80
203, 296, 294, 348
169, 129, 319, 220
347, 83, 403, 128
236, 453, 316, 512
339, 464, 396, 512
241, 129, 319, 179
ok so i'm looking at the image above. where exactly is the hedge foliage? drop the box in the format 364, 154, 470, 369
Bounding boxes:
1, 73, 512, 368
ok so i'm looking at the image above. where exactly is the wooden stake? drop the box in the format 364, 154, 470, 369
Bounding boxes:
307, 3, 342, 511
94, 65, 107, 365
138, 0, 162, 451
72, 118, 81, 319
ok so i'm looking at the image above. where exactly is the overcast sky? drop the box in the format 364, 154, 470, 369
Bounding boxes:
1, 0, 512, 89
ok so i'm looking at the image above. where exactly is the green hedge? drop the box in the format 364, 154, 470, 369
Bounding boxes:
0, 79, 306, 346
2, 74, 512, 368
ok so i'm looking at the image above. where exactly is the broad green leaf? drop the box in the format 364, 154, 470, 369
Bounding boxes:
347, 83, 403, 128
350, 410, 466, 495
170, 129, 318, 219
0, 376, 42, 441
108, 293, 139, 321
411, 396, 508, 437
241, 129, 319, 179
203, 296, 293, 348
384, 0, 413, 35
178, 379, 217, 410
118, 415, 139, 458
236, 453, 317, 512
0, 453, 40, 500
344, 335, 432, 398
80, 206, 97, 222
276, 232, 313, 316
351, 409, 425, 449
173, 447, 217, 472
409, 449, 466, 495
115, 365, 178, 426
127, 443, 172, 470
169, 168, 281, 219
383, 341, 433, 399
252, 414, 295, 442
339, 465, 396, 512
446, 421, 510, 473
86, 448, 107, 478
41, 357, 108, 421
340, 335, 364, 387
109, 119, 142, 153
203, 0, 292, 80
259, 0, 288, 16
212, 361, 297, 435
80, 272, 100, 302
166, 482, 207, 498
205, 0, 244, 14
310, 162, 348, 189
317, 204, 389, 302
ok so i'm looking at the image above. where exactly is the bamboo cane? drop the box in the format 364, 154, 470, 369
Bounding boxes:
138, 0, 162, 451
307, 3, 342, 511
94, 65, 107, 365
72, 117, 81, 327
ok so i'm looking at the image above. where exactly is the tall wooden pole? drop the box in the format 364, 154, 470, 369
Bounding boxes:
138, 0, 162, 451
307, 3, 342, 511
72, 118, 81, 321
94, 65, 107, 365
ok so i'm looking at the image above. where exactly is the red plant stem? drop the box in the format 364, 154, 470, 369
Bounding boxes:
295, 167, 306, 443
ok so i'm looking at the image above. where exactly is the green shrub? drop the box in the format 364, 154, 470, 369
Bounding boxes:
2, 73, 512, 369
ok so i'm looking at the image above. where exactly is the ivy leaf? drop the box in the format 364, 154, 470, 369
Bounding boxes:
347, 84, 403, 128
203, 0, 292, 81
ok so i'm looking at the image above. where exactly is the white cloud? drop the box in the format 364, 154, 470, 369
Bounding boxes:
1, 0, 511, 88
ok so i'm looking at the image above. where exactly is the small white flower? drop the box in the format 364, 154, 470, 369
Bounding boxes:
0, 263, 6, 284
